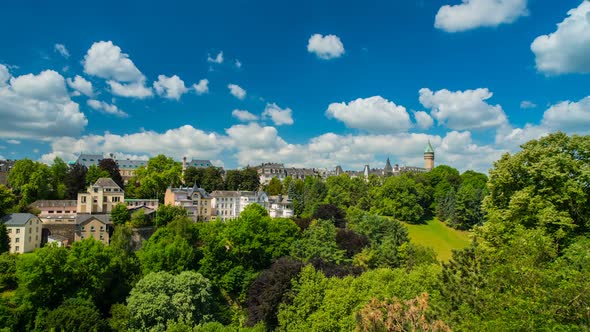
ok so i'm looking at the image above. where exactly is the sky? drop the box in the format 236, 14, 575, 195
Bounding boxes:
0, 0, 589, 173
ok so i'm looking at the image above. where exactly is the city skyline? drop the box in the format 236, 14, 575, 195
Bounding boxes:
0, 0, 589, 173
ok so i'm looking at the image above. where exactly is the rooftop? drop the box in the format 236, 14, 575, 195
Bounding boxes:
1, 213, 38, 226
93, 177, 122, 189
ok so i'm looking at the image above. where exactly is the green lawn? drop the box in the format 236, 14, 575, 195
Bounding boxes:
404, 218, 471, 261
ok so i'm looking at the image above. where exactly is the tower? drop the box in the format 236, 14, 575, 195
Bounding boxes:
424, 140, 435, 171
384, 157, 393, 174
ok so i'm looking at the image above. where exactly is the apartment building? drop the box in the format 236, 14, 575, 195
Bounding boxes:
1, 213, 42, 253
77, 178, 124, 214
164, 185, 213, 221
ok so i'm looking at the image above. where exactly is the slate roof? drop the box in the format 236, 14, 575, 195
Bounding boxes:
94, 178, 121, 189
75, 214, 111, 225
210, 190, 241, 197
31, 200, 77, 208
424, 140, 435, 154
186, 159, 212, 168
1, 213, 38, 226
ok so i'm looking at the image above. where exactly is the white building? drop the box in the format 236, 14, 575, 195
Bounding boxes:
268, 195, 294, 218
211, 191, 270, 221
1, 213, 42, 254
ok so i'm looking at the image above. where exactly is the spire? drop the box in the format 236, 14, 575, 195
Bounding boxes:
384, 157, 393, 172
424, 140, 434, 154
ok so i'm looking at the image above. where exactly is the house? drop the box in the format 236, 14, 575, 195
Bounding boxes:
30, 200, 77, 223
164, 185, 213, 221
75, 214, 111, 245
210, 191, 270, 221
75, 153, 148, 185
77, 178, 124, 214
268, 195, 294, 218
125, 198, 159, 210
1, 213, 42, 254
256, 163, 319, 185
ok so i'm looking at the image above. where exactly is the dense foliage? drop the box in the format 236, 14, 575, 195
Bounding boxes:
0, 132, 589, 331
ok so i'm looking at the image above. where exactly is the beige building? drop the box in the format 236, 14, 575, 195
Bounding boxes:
211, 191, 270, 221
77, 178, 124, 214
31, 200, 77, 223
1, 213, 42, 254
164, 185, 213, 221
75, 215, 111, 245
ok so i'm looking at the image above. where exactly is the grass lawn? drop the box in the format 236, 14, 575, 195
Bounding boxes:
404, 218, 471, 261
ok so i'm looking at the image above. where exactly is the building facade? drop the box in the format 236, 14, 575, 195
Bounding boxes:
257, 163, 319, 185
211, 190, 270, 221
1, 213, 42, 254
77, 178, 125, 214
164, 185, 213, 221
268, 195, 294, 218
31, 200, 77, 223
75, 214, 111, 245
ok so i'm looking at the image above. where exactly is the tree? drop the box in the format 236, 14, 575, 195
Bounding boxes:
110, 203, 131, 226
184, 166, 205, 187
0, 224, 8, 254
49, 157, 68, 199
482, 132, 590, 244
64, 163, 87, 199
245, 257, 304, 329
0, 185, 15, 217
290, 219, 347, 264
224, 167, 260, 191
8, 159, 51, 206
0, 253, 16, 290
313, 204, 346, 228
44, 297, 107, 332
98, 158, 124, 189
127, 155, 182, 200
86, 164, 110, 187
371, 175, 425, 224
267, 177, 283, 195
129, 208, 150, 227
154, 204, 188, 227
127, 271, 213, 331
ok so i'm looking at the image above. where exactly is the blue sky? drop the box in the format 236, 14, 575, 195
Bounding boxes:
0, 0, 589, 172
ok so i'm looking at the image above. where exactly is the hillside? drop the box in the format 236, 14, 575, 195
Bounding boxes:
405, 218, 471, 261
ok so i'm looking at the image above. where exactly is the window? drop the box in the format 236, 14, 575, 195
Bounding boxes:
36, 227, 39, 233
16, 229, 20, 234
90, 226, 95, 232
93, 187, 98, 193
15, 238, 19, 243
7, 229, 10, 234
100, 226, 105, 232
15, 246, 19, 252
112, 197, 120, 203
81, 196, 87, 203
100, 234, 104, 240
28, 236, 31, 242
48, 210, 54, 214
81, 235, 84, 239
81, 226, 85, 231
36, 235, 38, 241
57, 210, 62, 214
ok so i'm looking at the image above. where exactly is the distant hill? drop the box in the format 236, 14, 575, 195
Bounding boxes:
405, 218, 471, 261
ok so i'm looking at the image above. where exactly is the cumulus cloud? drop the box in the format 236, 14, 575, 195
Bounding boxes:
54, 43, 70, 58
0, 68, 87, 139
207, 51, 224, 64
232, 109, 258, 122
307, 34, 345, 60
6, 139, 20, 144
153, 75, 188, 100
520, 100, 537, 109
193, 79, 209, 95
413, 111, 434, 130
108, 80, 152, 99
531, 1, 590, 75
87, 99, 128, 117
435, 0, 528, 32
67, 75, 94, 97
419, 88, 508, 130
262, 103, 294, 126
228, 83, 246, 100
83, 41, 143, 82
326, 96, 412, 132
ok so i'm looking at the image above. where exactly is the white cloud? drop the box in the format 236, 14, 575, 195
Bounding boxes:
87, 99, 128, 117
83, 41, 144, 82
6, 139, 20, 144
0, 68, 87, 139
232, 109, 258, 122
419, 88, 508, 130
326, 96, 412, 132
225, 122, 286, 150
153, 75, 188, 100
307, 34, 345, 60
520, 100, 537, 109
108, 79, 153, 98
66, 75, 94, 97
193, 79, 209, 95
435, 0, 528, 32
531, 1, 590, 75
262, 103, 294, 126
207, 51, 224, 64
228, 83, 246, 100
54, 43, 70, 58
0, 65, 10, 86
413, 111, 434, 129
235, 59, 242, 68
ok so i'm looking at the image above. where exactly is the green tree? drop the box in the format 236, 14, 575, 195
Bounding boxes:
266, 177, 283, 195
291, 219, 347, 264
86, 164, 110, 187
110, 203, 131, 226
0, 252, 17, 290
0, 185, 16, 217
0, 225, 9, 256
482, 132, 590, 244
127, 271, 213, 331
371, 175, 424, 223
129, 208, 150, 227
49, 157, 68, 199
8, 159, 51, 206
128, 155, 182, 201
44, 297, 107, 332
154, 204, 188, 227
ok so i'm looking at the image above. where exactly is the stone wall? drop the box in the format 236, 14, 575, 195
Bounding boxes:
42, 223, 77, 245
130, 227, 156, 251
